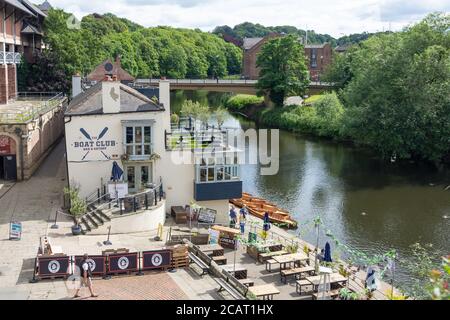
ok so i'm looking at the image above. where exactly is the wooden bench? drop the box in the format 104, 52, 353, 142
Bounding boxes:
214, 277, 246, 300
312, 289, 341, 300
296, 280, 314, 295
212, 256, 227, 265
265, 259, 278, 272
217, 270, 249, 300
239, 278, 255, 287
280, 266, 315, 284
188, 252, 210, 276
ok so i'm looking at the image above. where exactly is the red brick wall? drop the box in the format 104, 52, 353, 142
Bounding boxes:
0, 66, 8, 104
304, 44, 333, 81
8, 64, 16, 99
243, 39, 333, 81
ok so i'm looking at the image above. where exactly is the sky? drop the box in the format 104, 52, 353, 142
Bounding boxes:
49, 0, 450, 37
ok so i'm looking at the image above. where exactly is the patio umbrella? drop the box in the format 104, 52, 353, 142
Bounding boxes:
324, 242, 333, 263
111, 161, 123, 181
263, 212, 271, 231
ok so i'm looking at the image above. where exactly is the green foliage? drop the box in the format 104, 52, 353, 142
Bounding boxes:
338, 13, 450, 163
256, 35, 310, 106
180, 100, 209, 126
213, 22, 336, 46
401, 243, 442, 299
170, 113, 180, 125
257, 92, 344, 138
214, 107, 229, 128
21, 10, 242, 92
225, 94, 264, 110
313, 92, 345, 137
63, 185, 87, 225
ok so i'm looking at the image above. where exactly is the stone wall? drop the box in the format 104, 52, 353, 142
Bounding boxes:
0, 98, 67, 181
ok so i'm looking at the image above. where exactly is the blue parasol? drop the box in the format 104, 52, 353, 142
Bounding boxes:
324, 242, 333, 263
111, 161, 124, 181
263, 212, 271, 231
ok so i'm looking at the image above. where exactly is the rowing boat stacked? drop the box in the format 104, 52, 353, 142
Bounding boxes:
230, 192, 298, 229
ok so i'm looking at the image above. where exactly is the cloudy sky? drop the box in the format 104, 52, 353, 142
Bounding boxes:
50, 0, 449, 37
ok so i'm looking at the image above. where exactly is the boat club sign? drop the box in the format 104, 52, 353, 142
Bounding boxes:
71, 127, 118, 161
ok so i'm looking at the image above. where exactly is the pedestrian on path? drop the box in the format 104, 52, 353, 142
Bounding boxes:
229, 205, 237, 229
239, 206, 248, 234
74, 254, 98, 299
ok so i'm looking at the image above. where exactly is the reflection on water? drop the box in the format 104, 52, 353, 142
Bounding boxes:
172, 90, 450, 289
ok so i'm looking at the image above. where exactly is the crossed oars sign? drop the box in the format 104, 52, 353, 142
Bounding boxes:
79, 127, 110, 160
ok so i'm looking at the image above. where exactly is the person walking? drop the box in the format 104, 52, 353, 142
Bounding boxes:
74, 254, 98, 299
229, 205, 237, 229
239, 206, 248, 235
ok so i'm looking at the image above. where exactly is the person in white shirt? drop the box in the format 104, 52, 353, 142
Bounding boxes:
74, 254, 98, 298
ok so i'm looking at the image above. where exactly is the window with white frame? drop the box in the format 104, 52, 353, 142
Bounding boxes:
196, 156, 240, 183
124, 125, 153, 157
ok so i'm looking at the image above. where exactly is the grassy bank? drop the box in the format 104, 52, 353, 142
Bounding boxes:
225, 93, 344, 139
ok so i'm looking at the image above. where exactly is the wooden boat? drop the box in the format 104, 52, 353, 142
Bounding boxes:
230, 193, 298, 229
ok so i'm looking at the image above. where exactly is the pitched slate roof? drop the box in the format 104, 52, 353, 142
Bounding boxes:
87, 59, 135, 82
66, 82, 164, 116
243, 37, 264, 50
4, 0, 36, 16
38, 0, 52, 12
21, 21, 43, 35
22, 0, 47, 17
305, 43, 329, 49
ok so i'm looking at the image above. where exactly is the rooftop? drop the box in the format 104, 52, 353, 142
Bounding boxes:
66, 81, 164, 116
0, 92, 65, 124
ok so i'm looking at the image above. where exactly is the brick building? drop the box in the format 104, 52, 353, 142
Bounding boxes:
242, 35, 333, 81
0, 1, 67, 182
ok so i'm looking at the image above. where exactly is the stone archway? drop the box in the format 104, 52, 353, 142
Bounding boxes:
0, 133, 20, 181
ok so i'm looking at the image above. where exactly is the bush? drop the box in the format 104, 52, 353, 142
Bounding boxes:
313, 92, 345, 137
225, 94, 264, 110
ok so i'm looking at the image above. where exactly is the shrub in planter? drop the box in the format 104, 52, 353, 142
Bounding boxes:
64, 185, 87, 235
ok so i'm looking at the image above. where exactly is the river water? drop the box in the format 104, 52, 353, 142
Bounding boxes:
171, 90, 450, 290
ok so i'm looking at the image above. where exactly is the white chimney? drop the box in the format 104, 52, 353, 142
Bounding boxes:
102, 79, 121, 114
72, 74, 82, 98
159, 79, 171, 130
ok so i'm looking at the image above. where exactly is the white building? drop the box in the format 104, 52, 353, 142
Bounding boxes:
65, 75, 242, 229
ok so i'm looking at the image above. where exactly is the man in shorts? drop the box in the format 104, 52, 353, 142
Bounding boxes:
74, 254, 99, 298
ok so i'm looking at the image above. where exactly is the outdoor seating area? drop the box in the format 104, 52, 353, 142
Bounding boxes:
185, 233, 359, 301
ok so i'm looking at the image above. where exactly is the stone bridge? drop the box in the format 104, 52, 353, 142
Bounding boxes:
134, 79, 334, 95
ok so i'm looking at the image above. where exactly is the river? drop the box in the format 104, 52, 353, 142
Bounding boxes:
171, 90, 450, 291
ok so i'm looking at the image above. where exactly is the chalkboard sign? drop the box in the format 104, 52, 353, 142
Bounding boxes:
219, 236, 237, 249
198, 208, 217, 224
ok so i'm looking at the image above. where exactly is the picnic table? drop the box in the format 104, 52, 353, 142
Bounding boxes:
198, 244, 225, 257
248, 284, 280, 300
273, 252, 310, 270
258, 250, 287, 263
305, 273, 348, 292
222, 264, 248, 280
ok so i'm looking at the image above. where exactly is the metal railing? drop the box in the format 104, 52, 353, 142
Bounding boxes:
0, 52, 22, 64
83, 183, 165, 219
0, 92, 65, 124
135, 78, 332, 87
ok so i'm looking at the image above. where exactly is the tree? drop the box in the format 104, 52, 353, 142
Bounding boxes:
256, 35, 310, 106
340, 13, 450, 163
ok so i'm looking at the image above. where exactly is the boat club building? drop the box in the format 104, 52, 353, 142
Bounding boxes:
65, 72, 242, 228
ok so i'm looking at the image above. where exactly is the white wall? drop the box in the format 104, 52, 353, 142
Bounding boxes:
89, 202, 166, 235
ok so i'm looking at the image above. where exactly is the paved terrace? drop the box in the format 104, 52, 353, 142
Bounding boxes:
0, 139, 399, 300
0, 93, 65, 124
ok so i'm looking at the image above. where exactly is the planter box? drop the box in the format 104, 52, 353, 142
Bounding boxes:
247, 246, 259, 260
